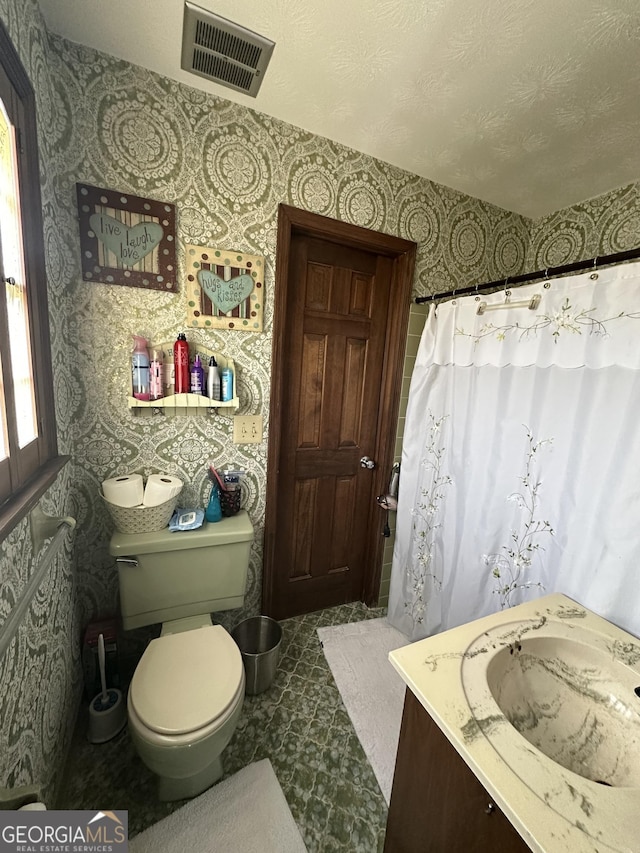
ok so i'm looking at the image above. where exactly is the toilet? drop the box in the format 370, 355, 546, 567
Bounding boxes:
109, 510, 254, 801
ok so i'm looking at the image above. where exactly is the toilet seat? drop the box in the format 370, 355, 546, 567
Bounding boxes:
129, 625, 244, 736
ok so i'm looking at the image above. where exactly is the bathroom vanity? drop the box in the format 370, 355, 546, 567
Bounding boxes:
384, 593, 640, 852
385, 689, 527, 851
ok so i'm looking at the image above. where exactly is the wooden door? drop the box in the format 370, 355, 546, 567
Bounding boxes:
263, 206, 416, 620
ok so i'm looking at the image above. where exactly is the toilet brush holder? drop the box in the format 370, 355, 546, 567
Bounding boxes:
87, 632, 126, 743
88, 687, 126, 743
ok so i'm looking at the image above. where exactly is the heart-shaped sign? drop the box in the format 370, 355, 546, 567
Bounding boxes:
89, 213, 164, 265
198, 269, 254, 313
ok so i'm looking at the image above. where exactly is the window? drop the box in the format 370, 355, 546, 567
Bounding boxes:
0, 22, 65, 538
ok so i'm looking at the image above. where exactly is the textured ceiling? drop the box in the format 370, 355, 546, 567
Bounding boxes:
37, 0, 640, 218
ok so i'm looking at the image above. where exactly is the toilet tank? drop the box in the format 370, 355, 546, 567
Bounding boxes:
109, 511, 254, 630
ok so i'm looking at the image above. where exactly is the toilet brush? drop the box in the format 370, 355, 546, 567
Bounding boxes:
88, 633, 126, 744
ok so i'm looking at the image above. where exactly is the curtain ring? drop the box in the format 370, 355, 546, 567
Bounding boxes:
590, 256, 599, 280
504, 277, 510, 300
543, 268, 551, 289
474, 281, 480, 302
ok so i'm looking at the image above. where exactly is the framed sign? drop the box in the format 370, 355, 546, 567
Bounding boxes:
76, 183, 177, 292
185, 244, 264, 331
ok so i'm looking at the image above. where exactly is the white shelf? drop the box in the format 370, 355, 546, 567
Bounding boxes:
128, 392, 238, 410
128, 345, 238, 417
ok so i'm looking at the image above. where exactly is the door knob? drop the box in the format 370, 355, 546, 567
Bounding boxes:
360, 456, 376, 469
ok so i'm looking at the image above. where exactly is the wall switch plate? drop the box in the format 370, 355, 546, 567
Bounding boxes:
233, 415, 263, 444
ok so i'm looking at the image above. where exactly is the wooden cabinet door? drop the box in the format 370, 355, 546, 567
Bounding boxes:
385, 690, 530, 852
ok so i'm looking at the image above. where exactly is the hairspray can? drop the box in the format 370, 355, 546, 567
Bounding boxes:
207, 356, 221, 401
174, 333, 189, 394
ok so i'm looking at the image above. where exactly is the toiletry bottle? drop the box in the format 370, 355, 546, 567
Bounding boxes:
149, 347, 164, 401
174, 333, 189, 394
190, 353, 205, 394
207, 356, 221, 401
205, 484, 222, 523
131, 336, 150, 401
220, 366, 233, 402
163, 348, 174, 396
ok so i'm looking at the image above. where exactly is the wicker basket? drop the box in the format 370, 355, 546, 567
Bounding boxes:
101, 492, 178, 535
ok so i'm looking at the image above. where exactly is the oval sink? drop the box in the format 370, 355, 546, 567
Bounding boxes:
460, 619, 640, 849
485, 634, 640, 787
461, 620, 640, 790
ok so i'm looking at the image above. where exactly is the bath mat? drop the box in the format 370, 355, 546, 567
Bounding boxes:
129, 759, 307, 853
317, 617, 410, 804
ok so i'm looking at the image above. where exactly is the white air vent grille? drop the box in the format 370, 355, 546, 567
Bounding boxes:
194, 20, 262, 69
182, 2, 275, 97
192, 49, 255, 92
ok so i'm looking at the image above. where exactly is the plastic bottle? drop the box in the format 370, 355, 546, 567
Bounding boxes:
205, 485, 222, 523
163, 348, 174, 396
220, 366, 233, 402
174, 333, 189, 394
207, 356, 221, 401
149, 347, 164, 401
190, 353, 205, 394
131, 336, 150, 401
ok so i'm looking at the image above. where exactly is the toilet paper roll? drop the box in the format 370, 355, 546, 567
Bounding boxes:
143, 474, 183, 507
102, 474, 144, 507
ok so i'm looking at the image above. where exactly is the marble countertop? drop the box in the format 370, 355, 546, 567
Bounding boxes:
389, 593, 640, 853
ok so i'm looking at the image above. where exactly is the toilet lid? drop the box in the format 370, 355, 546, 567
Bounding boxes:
129, 625, 243, 735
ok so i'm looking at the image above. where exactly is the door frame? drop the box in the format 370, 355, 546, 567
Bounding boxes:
263, 204, 417, 618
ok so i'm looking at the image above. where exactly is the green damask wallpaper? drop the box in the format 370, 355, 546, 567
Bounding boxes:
43, 33, 531, 631
528, 182, 640, 267
1, 0, 639, 808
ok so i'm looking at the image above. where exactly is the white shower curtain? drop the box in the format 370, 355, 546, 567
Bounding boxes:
388, 261, 640, 641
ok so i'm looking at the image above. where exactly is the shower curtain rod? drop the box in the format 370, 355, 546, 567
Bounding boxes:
414, 246, 640, 304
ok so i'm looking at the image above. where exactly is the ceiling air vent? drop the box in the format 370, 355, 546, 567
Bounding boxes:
181, 2, 275, 97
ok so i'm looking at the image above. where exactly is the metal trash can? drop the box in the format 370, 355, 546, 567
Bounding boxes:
231, 616, 282, 695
